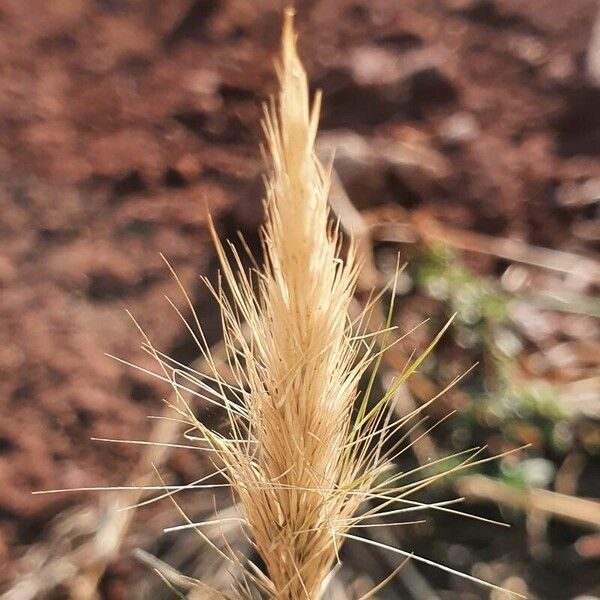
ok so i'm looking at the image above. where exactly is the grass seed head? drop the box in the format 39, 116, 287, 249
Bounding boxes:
136, 9, 514, 600
202, 10, 379, 598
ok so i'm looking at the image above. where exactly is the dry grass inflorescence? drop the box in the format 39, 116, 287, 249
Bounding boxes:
105, 10, 518, 600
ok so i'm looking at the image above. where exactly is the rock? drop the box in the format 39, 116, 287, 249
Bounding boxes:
586, 7, 600, 86
508, 34, 546, 67
438, 111, 480, 145
556, 178, 600, 207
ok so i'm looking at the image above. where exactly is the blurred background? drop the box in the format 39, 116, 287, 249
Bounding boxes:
0, 0, 599, 598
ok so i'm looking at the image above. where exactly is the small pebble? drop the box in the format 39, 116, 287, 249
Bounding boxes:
557, 178, 600, 207
438, 111, 480, 145
508, 35, 546, 66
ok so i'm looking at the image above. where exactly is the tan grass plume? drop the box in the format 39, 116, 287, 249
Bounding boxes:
110, 10, 519, 599
155, 11, 398, 597
198, 11, 376, 597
